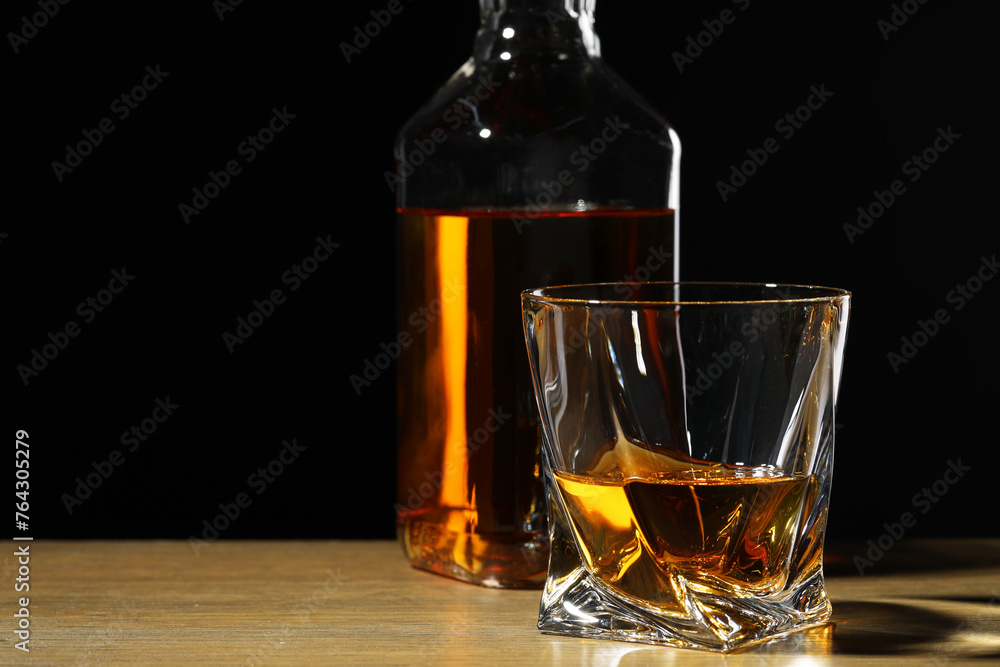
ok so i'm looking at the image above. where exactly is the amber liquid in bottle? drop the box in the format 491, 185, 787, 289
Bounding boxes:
396, 207, 675, 587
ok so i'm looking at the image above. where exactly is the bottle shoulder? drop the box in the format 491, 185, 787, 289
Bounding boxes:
397, 56, 675, 146
394, 53, 680, 210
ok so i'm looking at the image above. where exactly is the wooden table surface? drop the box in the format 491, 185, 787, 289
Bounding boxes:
3, 538, 999, 665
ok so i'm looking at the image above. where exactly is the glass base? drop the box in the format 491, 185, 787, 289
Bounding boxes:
399, 509, 547, 589
538, 488, 832, 652
538, 565, 831, 651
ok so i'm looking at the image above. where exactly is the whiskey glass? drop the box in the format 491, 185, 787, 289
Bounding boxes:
521, 282, 850, 651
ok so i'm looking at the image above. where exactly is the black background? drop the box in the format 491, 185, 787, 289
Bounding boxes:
7, 1, 993, 546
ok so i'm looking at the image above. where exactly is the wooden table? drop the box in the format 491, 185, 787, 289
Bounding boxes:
3, 539, 999, 665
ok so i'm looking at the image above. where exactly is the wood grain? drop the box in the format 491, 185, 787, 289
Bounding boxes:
2, 539, 998, 665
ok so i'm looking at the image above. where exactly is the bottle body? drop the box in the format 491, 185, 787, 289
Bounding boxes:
394, 0, 679, 587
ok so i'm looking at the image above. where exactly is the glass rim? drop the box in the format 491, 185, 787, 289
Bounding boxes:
521, 281, 851, 306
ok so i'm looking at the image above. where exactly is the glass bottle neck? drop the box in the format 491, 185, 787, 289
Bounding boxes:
475, 0, 600, 61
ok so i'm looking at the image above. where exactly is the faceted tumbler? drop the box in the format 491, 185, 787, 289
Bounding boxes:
521, 282, 850, 651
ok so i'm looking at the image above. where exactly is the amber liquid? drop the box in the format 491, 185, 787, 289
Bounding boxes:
553, 459, 814, 610
396, 207, 675, 587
